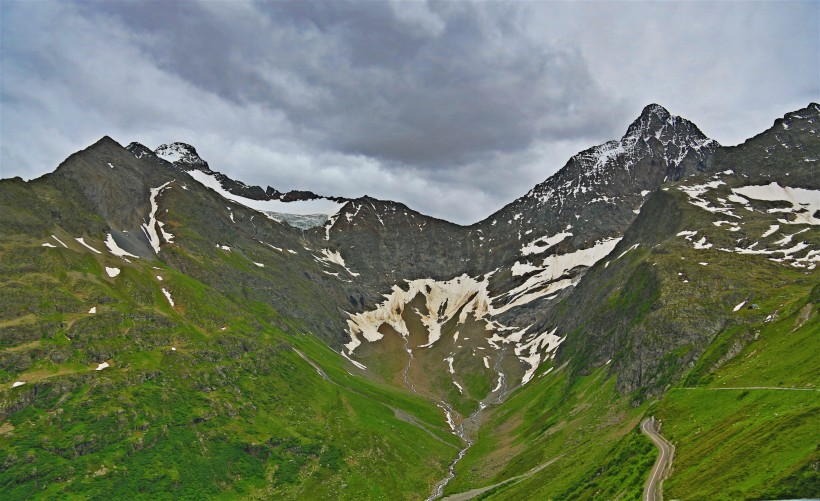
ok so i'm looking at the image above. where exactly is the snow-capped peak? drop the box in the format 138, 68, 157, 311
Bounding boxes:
624, 104, 713, 147
155, 142, 209, 169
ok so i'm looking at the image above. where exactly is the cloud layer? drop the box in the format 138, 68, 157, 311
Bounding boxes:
2, 1, 817, 224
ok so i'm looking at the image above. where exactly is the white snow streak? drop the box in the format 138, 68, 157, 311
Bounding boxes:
105, 234, 139, 258
188, 170, 346, 217
161, 288, 175, 306
75, 237, 102, 254
142, 182, 172, 253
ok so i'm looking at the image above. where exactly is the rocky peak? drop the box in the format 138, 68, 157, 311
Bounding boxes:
126, 142, 156, 160
624, 104, 714, 150
154, 142, 210, 170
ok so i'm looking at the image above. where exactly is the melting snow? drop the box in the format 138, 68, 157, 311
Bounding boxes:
444, 355, 455, 375
345, 274, 493, 352
774, 228, 809, 246
615, 243, 640, 260
12, 381, 25, 388
732, 183, 820, 225
733, 301, 747, 312
187, 170, 346, 217
341, 350, 367, 370
142, 182, 172, 253
678, 180, 744, 217
253, 262, 265, 268
761, 225, 780, 238
161, 288, 175, 306
692, 237, 713, 250
95, 362, 110, 371
105, 234, 139, 258
75, 237, 102, 254
517, 328, 565, 385
105, 267, 121, 278
521, 231, 573, 256
42, 242, 57, 248
315, 249, 360, 276
511, 261, 541, 276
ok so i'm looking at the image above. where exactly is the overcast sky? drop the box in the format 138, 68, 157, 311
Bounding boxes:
2, 1, 817, 224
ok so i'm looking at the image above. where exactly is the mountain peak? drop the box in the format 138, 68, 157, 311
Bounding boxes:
640, 103, 671, 119
624, 103, 711, 147
126, 142, 155, 159
155, 142, 209, 170
625, 103, 676, 138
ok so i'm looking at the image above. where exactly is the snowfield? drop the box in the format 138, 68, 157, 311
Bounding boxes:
187, 170, 346, 217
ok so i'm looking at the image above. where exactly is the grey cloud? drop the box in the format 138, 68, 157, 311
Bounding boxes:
2, 0, 817, 225
78, 1, 620, 167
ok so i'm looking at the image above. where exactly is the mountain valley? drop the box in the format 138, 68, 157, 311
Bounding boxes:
1, 103, 818, 500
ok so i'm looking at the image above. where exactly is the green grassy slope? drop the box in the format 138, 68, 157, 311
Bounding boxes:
0, 234, 458, 499
658, 285, 820, 500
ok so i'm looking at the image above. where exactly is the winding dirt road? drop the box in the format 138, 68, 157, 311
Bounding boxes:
641, 417, 674, 501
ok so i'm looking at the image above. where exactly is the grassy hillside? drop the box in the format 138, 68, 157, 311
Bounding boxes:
0, 232, 459, 499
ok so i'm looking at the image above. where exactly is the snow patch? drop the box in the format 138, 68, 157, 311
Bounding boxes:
188, 170, 345, 218
12, 381, 26, 388
733, 301, 746, 312
341, 350, 367, 370
105, 234, 139, 258
161, 288, 175, 307
105, 267, 121, 278
511, 261, 541, 276
315, 249, 360, 277
517, 328, 565, 385
42, 242, 57, 248
444, 355, 455, 375
95, 362, 110, 371
761, 224, 780, 238
75, 237, 102, 254
141, 182, 172, 253
732, 183, 820, 225
521, 231, 573, 256
88, 307, 97, 314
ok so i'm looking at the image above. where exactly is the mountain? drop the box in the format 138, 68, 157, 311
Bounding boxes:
1, 104, 817, 500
